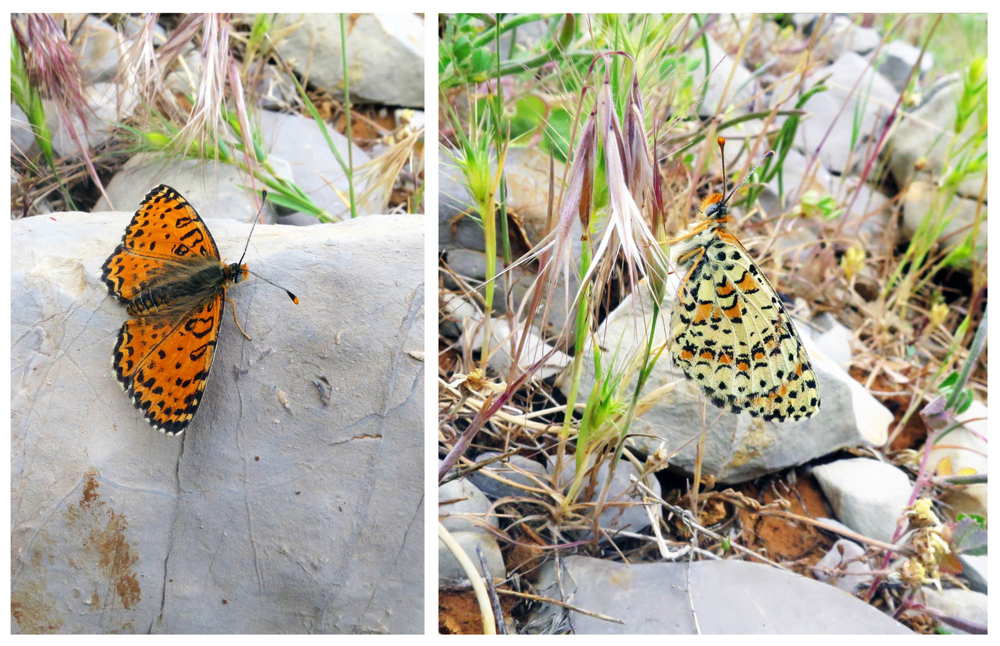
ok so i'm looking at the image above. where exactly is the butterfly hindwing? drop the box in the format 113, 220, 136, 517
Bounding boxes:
114, 293, 225, 435
670, 216, 820, 422
718, 237, 819, 420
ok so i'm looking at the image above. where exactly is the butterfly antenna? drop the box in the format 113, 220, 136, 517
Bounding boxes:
238, 190, 268, 266
719, 137, 775, 204
717, 136, 728, 198
238, 190, 299, 304
249, 270, 299, 304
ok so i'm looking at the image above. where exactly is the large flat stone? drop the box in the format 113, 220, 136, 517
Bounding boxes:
12, 212, 424, 633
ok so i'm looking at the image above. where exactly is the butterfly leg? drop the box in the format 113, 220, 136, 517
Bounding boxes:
226, 296, 253, 341
665, 219, 713, 246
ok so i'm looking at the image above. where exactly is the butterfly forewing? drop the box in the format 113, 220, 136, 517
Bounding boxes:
669, 196, 820, 422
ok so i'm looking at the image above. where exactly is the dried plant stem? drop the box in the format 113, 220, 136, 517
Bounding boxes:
496, 589, 625, 625
632, 480, 790, 571
339, 14, 358, 218
689, 428, 706, 517
438, 523, 496, 635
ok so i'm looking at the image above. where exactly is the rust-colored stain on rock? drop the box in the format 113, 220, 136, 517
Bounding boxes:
14, 471, 145, 632
81, 471, 101, 508
77, 472, 142, 610
12, 581, 64, 633
90, 513, 142, 609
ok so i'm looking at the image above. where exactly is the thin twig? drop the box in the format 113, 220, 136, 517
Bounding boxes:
438, 523, 496, 635
496, 588, 625, 625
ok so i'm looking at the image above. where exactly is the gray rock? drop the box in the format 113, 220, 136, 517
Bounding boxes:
439, 478, 497, 533
792, 14, 820, 33
441, 248, 572, 332
276, 211, 322, 226
552, 457, 661, 537
95, 109, 383, 224
758, 148, 892, 260
811, 458, 912, 543
888, 73, 985, 200
93, 153, 280, 222
878, 40, 934, 92
812, 539, 873, 592
439, 530, 505, 589
467, 451, 550, 500
921, 588, 987, 634
691, 34, 761, 116
121, 14, 168, 44
45, 82, 139, 157
439, 148, 578, 330
439, 291, 475, 339
254, 63, 299, 112
66, 15, 124, 84
11, 102, 35, 155
531, 556, 910, 633
272, 14, 424, 107
792, 52, 899, 175
832, 176, 894, 252
11, 212, 424, 633
570, 285, 892, 483
806, 312, 854, 372
826, 16, 881, 57
461, 317, 571, 382
759, 146, 836, 216
439, 158, 491, 252
164, 50, 204, 96
259, 110, 384, 220
440, 147, 575, 255
900, 180, 986, 265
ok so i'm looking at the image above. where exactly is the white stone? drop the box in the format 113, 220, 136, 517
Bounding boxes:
811, 458, 913, 543
45, 82, 139, 157
439, 478, 497, 533
93, 152, 279, 222
66, 15, 124, 84
468, 451, 549, 500
690, 34, 761, 116
258, 110, 383, 220
11, 102, 35, 155
812, 539, 873, 592
552, 456, 662, 537
900, 180, 986, 265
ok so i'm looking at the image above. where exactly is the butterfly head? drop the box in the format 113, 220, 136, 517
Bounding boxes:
225, 262, 249, 284
701, 192, 728, 220
705, 137, 774, 222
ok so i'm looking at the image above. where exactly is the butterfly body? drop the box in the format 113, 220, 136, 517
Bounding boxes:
101, 185, 241, 435
124, 261, 246, 318
669, 192, 820, 422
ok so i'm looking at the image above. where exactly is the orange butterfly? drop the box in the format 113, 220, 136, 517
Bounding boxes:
101, 185, 296, 435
